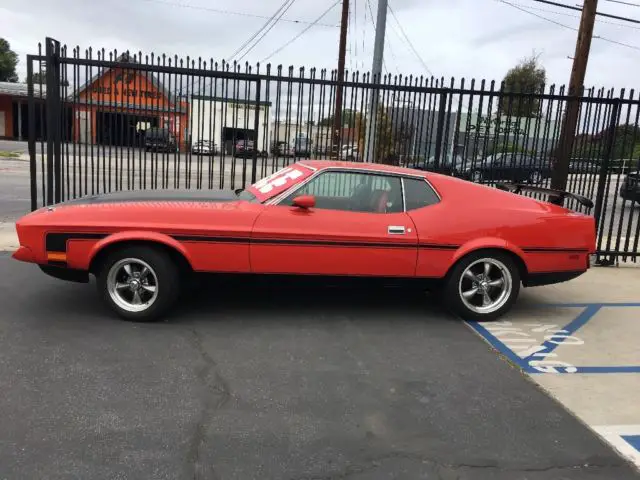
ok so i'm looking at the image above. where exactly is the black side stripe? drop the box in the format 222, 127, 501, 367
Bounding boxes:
522, 247, 590, 253
45, 232, 588, 255
46, 233, 108, 252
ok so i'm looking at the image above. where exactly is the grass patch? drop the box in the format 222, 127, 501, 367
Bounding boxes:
0, 151, 21, 158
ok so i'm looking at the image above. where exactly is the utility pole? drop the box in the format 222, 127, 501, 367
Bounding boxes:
363, 0, 388, 163
550, 0, 598, 201
332, 0, 350, 158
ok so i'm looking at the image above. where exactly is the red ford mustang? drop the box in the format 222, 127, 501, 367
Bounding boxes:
12, 160, 596, 322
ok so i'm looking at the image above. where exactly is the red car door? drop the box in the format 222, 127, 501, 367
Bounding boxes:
250, 170, 418, 276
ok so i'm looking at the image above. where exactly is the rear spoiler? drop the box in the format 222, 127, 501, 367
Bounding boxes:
495, 183, 594, 209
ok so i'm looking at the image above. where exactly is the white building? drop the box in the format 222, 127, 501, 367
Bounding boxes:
189, 95, 272, 154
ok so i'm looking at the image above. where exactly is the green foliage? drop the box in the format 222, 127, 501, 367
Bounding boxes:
571, 124, 640, 160
498, 54, 547, 118
0, 38, 19, 83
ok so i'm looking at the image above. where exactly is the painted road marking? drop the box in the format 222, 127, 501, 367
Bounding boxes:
593, 425, 640, 468
467, 303, 640, 374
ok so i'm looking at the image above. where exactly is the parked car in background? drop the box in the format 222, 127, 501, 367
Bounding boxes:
619, 170, 639, 202
568, 158, 599, 175
271, 141, 292, 157
293, 138, 313, 158
191, 140, 218, 156
416, 154, 467, 176
233, 140, 255, 158
462, 152, 552, 184
144, 127, 178, 152
341, 145, 360, 161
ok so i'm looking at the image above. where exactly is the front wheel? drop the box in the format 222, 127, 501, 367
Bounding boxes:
97, 246, 181, 322
444, 251, 520, 322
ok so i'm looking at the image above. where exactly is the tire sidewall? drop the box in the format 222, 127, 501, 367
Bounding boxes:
97, 246, 180, 322
445, 250, 521, 322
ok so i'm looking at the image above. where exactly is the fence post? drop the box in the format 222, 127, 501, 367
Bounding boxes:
251, 79, 261, 184
593, 99, 620, 240
27, 56, 38, 211
45, 37, 62, 205
433, 92, 448, 169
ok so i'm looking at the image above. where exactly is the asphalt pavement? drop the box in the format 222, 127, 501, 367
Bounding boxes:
0, 255, 638, 479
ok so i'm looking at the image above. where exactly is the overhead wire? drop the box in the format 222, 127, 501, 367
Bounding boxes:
509, 1, 640, 29
137, 0, 338, 27
604, 0, 640, 5
387, 3, 434, 76
227, 0, 297, 63
496, 0, 640, 50
261, 0, 342, 62
526, 0, 640, 24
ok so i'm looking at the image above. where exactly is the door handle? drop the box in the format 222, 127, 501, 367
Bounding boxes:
388, 226, 406, 235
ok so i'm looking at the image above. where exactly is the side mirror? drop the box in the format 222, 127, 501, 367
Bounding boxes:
292, 195, 315, 209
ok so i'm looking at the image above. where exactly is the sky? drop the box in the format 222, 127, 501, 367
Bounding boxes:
2, 0, 640, 92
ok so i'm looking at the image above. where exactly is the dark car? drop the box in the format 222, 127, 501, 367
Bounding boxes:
462, 152, 552, 184
145, 127, 177, 152
415, 154, 467, 176
620, 171, 639, 202
568, 158, 599, 175
234, 140, 255, 158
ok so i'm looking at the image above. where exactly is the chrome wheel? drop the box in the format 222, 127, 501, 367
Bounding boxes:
472, 170, 483, 183
458, 258, 513, 315
106, 258, 159, 313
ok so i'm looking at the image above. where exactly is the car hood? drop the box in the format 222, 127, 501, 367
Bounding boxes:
59, 189, 239, 206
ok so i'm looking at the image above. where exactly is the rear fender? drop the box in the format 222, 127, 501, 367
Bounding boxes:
453, 237, 529, 273
86, 230, 194, 271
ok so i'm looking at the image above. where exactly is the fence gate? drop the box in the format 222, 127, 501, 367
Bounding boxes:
26, 37, 640, 264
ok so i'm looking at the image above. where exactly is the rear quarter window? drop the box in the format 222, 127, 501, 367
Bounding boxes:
403, 177, 440, 211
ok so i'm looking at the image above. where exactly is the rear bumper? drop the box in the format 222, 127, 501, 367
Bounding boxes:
523, 270, 587, 287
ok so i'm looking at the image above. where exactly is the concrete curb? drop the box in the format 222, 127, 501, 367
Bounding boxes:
0, 222, 18, 252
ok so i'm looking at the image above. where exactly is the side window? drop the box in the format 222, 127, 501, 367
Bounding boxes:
281, 171, 404, 213
403, 178, 440, 211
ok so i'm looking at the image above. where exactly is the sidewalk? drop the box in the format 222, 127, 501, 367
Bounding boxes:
0, 222, 18, 252
468, 266, 640, 470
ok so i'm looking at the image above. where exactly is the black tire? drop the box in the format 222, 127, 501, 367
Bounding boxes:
443, 250, 521, 322
96, 245, 181, 322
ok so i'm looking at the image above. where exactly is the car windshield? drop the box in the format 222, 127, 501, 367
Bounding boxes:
245, 164, 316, 202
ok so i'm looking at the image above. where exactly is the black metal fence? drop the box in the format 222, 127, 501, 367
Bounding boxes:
27, 38, 640, 263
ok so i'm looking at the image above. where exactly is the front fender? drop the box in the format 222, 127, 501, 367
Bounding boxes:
85, 230, 194, 270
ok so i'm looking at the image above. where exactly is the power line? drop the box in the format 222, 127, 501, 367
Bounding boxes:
604, 0, 640, 6
137, 0, 338, 27
227, 0, 295, 62
511, 1, 640, 29
527, 0, 640, 24
236, 0, 299, 62
497, 0, 640, 50
261, 0, 342, 62
387, 3, 434, 75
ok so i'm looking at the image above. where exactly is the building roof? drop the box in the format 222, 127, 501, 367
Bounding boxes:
0, 81, 46, 98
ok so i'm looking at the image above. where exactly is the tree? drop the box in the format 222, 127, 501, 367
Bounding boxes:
498, 53, 547, 118
0, 38, 19, 83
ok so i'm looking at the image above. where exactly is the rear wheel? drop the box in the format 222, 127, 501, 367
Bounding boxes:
97, 246, 181, 322
444, 251, 520, 321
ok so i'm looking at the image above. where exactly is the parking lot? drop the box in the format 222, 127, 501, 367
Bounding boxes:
1, 254, 639, 479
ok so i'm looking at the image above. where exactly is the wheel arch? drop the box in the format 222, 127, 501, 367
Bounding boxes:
448, 238, 529, 282
88, 232, 194, 276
